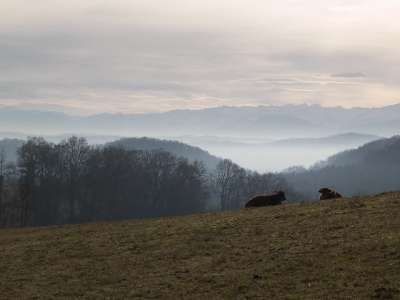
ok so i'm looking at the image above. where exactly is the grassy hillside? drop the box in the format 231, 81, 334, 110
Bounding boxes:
1, 193, 400, 299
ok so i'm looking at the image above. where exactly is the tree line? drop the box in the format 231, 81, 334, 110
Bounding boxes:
0, 137, 289, 228
283, 136, 400, 200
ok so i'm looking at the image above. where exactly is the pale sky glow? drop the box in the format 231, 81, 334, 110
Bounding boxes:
1, 1, 399, 114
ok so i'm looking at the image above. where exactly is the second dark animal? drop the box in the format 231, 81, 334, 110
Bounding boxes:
245, 191, 286, 208
319, 188, 342, 200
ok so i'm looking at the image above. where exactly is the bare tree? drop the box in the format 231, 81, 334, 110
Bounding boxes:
3, 137, 213, 227
58, 137, 90, 222
214, 159, 291, 210
0, 148, 5, 225
215, 159, 243, 210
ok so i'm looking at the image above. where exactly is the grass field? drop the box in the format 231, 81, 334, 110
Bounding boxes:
1, 193, 400, 299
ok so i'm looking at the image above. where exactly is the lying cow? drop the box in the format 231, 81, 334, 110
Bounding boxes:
319, 188, 342, 200
245, 191, 286, 208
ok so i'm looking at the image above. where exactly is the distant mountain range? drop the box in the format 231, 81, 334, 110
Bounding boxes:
1, 104, 400, 138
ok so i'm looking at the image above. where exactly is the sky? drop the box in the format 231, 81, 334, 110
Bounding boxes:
1, 0, 399, 115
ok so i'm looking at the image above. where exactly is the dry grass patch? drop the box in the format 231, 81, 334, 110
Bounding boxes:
1, 193, 400, 299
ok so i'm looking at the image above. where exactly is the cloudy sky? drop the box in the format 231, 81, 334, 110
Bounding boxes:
1, 0, 399, 115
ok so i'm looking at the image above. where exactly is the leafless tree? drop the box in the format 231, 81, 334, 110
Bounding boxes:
215, 159, 243, 209
0, 148, 5, 225
58, 137, 90, 222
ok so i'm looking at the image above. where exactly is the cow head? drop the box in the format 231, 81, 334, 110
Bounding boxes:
319, 187, 331, 194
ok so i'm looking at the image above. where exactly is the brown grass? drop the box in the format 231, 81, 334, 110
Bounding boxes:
1, 193, 400, 299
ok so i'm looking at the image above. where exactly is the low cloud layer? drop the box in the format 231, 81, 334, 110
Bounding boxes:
1, 0, 399, 114
331, 72, 366, 78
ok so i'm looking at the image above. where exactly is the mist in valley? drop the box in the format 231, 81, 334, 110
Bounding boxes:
172, 135, 378, 172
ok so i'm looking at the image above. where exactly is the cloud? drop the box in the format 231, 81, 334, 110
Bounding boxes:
0, 0, 400, 114
331, 72, 366, 78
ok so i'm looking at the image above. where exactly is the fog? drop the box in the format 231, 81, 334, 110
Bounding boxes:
171, 137, 374, 172
0, 104, 388, 172
195, 144, 345, 172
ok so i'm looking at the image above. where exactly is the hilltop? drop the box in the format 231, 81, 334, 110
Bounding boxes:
323, 135, 400, 167
283, 135, 400, 199
1, 192, 400, 299
106, 137, 221, 170
0, 136, 222, 171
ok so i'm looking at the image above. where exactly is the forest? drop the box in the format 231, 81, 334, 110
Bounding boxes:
0, 137, 288, 228
2, 135, 399, 228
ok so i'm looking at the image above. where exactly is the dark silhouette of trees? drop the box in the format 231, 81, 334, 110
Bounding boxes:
0, 158, 17, 227
214, 159, 291, 209
0, 148, 5, 225
17, 137, 58, 226
58, 137, 90, 223
1, 137, 211, 228
0, 136, 297, 228
215, 159, 241, 210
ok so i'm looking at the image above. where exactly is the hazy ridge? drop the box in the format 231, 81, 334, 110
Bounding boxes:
1, 104, 400, 137
284, 135, 400, 199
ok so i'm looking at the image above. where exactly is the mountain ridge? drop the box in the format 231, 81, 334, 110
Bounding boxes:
283, 135, 400, 199
1, 104, 400, 137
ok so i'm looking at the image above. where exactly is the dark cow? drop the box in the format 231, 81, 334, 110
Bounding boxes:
319, 188, 343, 200
245, 191, 286, 208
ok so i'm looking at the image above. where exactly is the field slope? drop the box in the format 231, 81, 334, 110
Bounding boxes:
1, 193, 400, 299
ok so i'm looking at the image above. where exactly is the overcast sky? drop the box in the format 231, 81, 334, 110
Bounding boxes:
1, 0, 399, 115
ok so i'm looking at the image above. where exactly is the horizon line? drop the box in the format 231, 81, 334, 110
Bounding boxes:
0, 101, 399, 117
